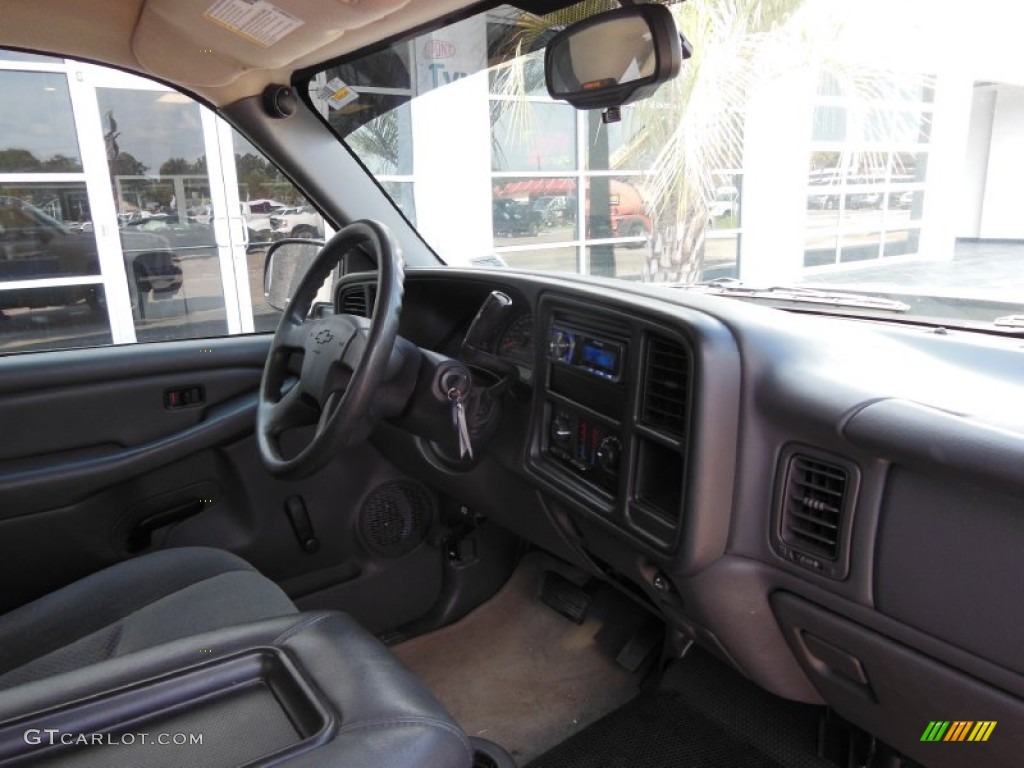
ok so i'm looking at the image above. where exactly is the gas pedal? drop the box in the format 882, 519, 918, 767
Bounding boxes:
540, 571, 592, 624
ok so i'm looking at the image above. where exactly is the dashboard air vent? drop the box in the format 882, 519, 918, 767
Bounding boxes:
642, 336, 690, 436
780, 455, 848, 562
339, 284, 374, 317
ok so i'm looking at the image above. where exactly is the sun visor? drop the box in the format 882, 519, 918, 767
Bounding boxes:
133, 0, 411, 87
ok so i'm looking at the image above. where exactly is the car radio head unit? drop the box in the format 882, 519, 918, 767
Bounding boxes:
548, 326, 623, 381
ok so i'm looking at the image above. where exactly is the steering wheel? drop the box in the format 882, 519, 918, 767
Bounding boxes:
257, 219, 404, 479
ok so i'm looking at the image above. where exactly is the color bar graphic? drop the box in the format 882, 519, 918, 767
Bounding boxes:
967, 722, 997, 742
921, 721, 950, 741
921, 721, 996, 742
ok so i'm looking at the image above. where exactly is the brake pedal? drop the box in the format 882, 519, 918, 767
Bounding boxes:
540, 571, 592, 624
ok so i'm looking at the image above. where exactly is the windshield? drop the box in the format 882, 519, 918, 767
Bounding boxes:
306, 0, 1024, 328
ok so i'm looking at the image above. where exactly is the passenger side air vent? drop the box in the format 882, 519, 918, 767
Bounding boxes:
777, 453, 854, 578
338, 284, 374, 317
642, 335, 690, 436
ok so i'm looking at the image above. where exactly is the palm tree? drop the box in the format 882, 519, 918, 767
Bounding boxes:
626, 0, 807, 282
492, 0, 933, 282
489, 0, 809, 279
346, 110, 401, 174
631, 0, 940, 282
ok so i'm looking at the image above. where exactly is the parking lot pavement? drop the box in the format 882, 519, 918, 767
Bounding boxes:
793, 240, 1024, 324
799, 240, 1024, 297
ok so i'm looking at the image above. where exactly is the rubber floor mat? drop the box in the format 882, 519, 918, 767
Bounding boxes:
528, 649, 838, 768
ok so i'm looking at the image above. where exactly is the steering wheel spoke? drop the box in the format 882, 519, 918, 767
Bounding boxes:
266, 381, 319, 435
340, 327, 369, 371
279, 318, 312, 351
257, 220, 405, 479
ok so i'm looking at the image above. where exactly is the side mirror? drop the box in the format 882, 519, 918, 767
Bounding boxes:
263, 238, 324, 311
545, 4, 687, 111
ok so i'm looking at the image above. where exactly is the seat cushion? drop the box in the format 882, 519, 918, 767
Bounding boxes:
0, 611, 472, 768
0, 547, 296, 690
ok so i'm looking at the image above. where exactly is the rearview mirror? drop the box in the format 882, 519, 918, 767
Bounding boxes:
545, 4, 686, 111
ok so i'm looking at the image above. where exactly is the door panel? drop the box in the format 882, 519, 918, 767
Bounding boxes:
0, 336, 445, 632
0, 368, 258, 463
0, 335, 267, 513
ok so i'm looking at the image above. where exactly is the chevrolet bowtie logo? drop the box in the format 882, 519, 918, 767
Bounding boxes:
314, 329, 335, 344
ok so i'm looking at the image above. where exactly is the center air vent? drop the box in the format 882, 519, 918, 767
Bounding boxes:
642, 335, 690, 436
777, 453, 854, 578
338, 283, 374, 317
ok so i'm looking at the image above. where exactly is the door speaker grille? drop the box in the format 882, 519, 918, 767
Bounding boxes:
358, 481, 433, 557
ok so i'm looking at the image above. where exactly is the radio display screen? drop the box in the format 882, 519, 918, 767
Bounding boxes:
581, 341, 619, 377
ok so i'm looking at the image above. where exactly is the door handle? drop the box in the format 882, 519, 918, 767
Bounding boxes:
126, 499, 206, 553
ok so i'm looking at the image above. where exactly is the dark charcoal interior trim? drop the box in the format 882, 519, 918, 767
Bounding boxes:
844, 398, 1024, 496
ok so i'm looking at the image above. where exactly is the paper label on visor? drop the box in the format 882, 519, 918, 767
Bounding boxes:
205, 0, 304, 48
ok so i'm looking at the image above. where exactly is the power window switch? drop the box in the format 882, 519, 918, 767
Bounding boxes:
165, 385, 205, 409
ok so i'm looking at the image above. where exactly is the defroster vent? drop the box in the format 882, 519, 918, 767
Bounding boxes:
779, 454, 849, 572
642, 335, 690, 436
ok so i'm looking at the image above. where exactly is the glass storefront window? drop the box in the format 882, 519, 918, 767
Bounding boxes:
499, 245, 576, 273
586, 106, 649, 170
329, 95, 413, 176
892, 151, 928, 182
840, 232, 882, 263
585, 244, 648, 280
0, 51, 62, 64
805, 230, 838, 268
0, 70, 82, 172
233, 133, 298, 207
491, 101, 576, 172
703, 234, 740, 280
0, 52, 331, 354
487, 40, 548, 97
96, 88, 207, 217
0, 183, 97, 281
813, 106, 847, 142
232, 131, 325, 331
808, 99, 931, 267
883, 229, 921, 258
492, 175, 576, 248
96, 87, 228, 338
585, 176, 651, 241
330, 45, 412, 90
380, 181, 416, 225
0, 284, 111, 354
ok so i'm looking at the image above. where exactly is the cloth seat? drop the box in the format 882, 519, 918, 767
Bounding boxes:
0, 547, 473, 768
0, 547, 295, 689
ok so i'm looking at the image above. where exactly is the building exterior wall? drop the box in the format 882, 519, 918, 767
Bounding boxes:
979, 85, 1024, 240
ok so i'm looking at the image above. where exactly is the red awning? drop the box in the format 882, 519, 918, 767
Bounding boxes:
493, 178, 576, 199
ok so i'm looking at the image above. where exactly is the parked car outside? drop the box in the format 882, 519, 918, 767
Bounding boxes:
240, 199, 287, 244
182, 200, 288, 245
0, 196, 180, 312
122, 214, 216, 249
493, 199, 542, 237
270, 205, 324, 239
708, 186, 740, 220
532, 196, 568, 226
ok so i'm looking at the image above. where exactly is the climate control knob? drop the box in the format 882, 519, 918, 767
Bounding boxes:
596, 436, 621, 473
551, 415, 573, 444
548, 330, 574, 363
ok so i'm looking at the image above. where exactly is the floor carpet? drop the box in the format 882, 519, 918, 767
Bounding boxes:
392, 552, 643, 765
527, 648, 838, 768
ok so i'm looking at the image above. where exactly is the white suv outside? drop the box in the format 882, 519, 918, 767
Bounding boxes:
270, 205, 323, 239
